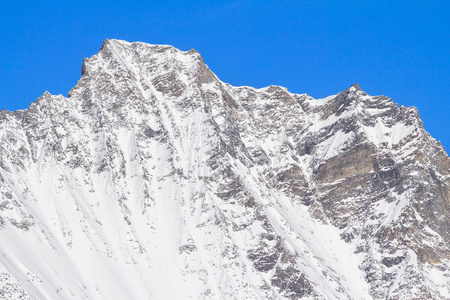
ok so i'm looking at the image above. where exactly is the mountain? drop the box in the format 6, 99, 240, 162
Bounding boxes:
0, 39, 449, 300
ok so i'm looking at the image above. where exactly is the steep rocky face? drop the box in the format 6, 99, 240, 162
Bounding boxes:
0, 39, 448, 300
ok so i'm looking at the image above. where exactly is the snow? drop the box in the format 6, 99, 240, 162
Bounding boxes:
319, 130, 353, 160
363, 119, 416, 146
312, 94, 336, 106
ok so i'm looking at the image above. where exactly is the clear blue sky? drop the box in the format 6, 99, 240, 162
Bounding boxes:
1, 1, 449, 151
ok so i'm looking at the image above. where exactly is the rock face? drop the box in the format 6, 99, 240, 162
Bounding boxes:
0, 39, 449, 299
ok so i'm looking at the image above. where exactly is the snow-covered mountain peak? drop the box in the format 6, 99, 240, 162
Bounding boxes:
0, 40, 449, 300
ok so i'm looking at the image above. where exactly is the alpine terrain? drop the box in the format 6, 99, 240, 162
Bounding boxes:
0, 39, 449, 300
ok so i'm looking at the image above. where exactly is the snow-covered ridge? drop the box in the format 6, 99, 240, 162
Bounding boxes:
0, 39, 449, 300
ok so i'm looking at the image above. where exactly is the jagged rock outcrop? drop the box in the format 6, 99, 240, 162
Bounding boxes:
0, 39, 449, 299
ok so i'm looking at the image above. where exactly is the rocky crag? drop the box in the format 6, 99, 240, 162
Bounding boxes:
0, 39, 449, 299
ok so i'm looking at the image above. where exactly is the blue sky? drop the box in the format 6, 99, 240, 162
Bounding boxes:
1, 0, 449, 150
